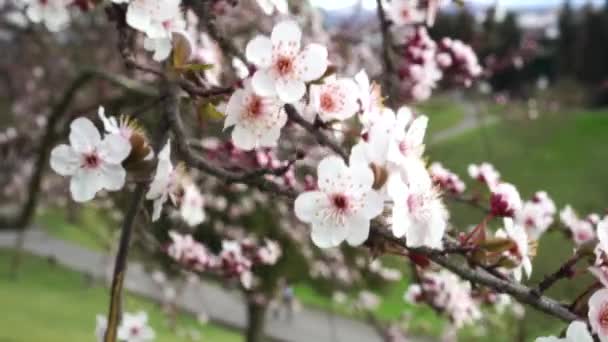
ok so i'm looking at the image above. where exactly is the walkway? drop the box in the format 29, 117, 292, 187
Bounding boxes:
0, 229, 389, 342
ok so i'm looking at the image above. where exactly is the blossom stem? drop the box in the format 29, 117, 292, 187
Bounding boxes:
535, 251, 585, 295
375, 0, 397, 107
103, 183, 147, 342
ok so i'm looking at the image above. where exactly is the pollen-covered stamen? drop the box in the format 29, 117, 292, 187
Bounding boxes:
82, 152, 101, 169
331, 193, 349, 211
320, 93, 336, 112
274, 55, 294, 77
245, 95, 264, 118
130, 326, 141, 336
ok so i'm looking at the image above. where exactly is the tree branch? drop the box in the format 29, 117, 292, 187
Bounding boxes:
375, 0, 397, 107
284, 104, 348, 161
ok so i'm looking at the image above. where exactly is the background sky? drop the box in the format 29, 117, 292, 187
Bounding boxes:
310, 0, 605, 11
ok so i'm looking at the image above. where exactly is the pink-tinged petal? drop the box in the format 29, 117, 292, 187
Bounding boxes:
598, 218, 608, 253
391, 205, 411, 238
276, 77, 306, 103
231, 125, 257, 150
345, 214, 370, 246
316, 156, 348, 192
296, 43, 328, 82
251, 69, 277, 97
70, 170, 102, 202
98, 134, 131, 164
224, 89, 246, 129
69, 118, 101, 153
50, 144, 79, 176
588, 289, 608, 340
271, 20, 301, 53
245, 35, 273, 68
99, 163, 126, 191
361, 190, 384, 219
294, 191, 327, 223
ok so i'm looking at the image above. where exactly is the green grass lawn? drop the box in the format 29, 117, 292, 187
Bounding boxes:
0, 249, 243, 342
415, 93, 467, 136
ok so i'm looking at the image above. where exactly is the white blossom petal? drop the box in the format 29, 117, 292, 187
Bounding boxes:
69, 118, 101, 153
245, 36, 273, 68
50, 144, 80, 176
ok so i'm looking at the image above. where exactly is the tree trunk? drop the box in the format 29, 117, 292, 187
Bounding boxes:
245, 299, 268, 342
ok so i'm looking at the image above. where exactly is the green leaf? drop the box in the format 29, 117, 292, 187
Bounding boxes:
176, 63, 214, 72
198, 102, 224, 121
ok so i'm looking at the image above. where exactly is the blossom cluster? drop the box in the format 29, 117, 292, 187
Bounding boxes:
50, 108, 206, 227
560, 205, 599, 246
405, 269, 482, 328
166, 231, 281, 288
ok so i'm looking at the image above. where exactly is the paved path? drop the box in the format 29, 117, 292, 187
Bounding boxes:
429, 100, 499, 145
0, 229, 390, 342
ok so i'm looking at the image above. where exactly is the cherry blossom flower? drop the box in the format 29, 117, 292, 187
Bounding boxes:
429, 162, 466, 195
180, 183, 206, 226
468, 162, 500, 188
294, 156, 384, 248
498, 218, 532, 282
588, 288, 608, 341
146, 140, 179, 221
398, 27, 442, 101
386, 114, 428, 168
388, 0, 425, 26
387, 160, 448, 248
255, 0, 288, 15
535, 321, 593, 342
224, 80, 287, 150
126, 0, 183, 39
117, 311, 155, 342
245, 20, 328, 103
167, 231, 215, 271
596, 217, 608, 258
23, 0, 70, 32
310, 76, 359, 122
490, 182, 522, 218
355, 69, 383, 127
50, 117, 131, 202
256, 239, 282, 265
560, 205, 596, 246
516, 192, 556, 240
219, 240, 253, 288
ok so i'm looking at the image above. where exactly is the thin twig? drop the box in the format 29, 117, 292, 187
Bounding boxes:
284, 104, 348, 161
535, 251, 584, 295
375, 0, 397, 107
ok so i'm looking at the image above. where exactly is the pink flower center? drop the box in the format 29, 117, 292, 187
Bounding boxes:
600, 306, 608, 329
246, 96, 264, 118
320, 93, 336, 112
130, 326, 140, 336
407, 194, 423, 213
82, 152, 101, 169
398, 140, 410, 155
275, 56, 294, 77
331, 193, 349, 212
401, 8, 412, 19
577, 230, 592, 242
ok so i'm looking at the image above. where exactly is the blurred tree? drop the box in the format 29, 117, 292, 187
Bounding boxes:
557, 0, 578, 77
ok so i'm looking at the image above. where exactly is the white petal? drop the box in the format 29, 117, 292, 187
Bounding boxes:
350, 160, 374, 191
99, 134, 131, 164
26, 5, 42, 23
152, 38, 173, 61
70, 170, 102, 202
391, 206, 411, 238
271, 20, 301, 52
245, 36, 273, 68
345, 214, 370, 246
231, 125, 257, 150
152, 196, 165, 221
296, 43, 328, 82
317, 156, 348, 192
294, 191, 327, 223
69, 117, 101, 153
361, 190, 384, 219
310, 224, 334, 248
99, 163, 126, 191
407, 115, 428, 146
251, 69, 277, 97
50, 144, 80, 176
566, 321, 593, 342
126, 3, 150, 33
276, 77, 306, 103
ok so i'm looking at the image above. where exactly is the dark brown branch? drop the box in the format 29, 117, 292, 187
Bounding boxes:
104, 184, 147, 342
375, 0, 397, 107
535, 251, 586, 295
284, 104, 348, 161
372, 228, 580, 322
